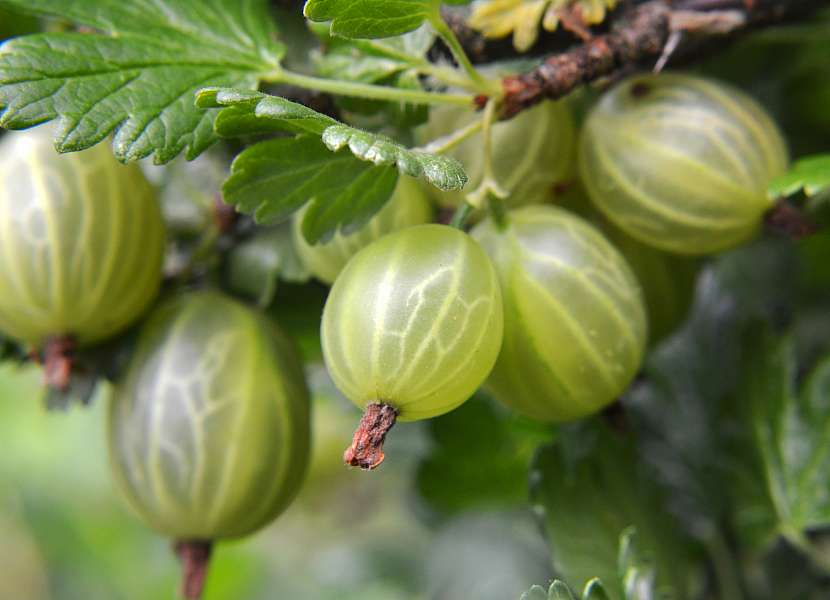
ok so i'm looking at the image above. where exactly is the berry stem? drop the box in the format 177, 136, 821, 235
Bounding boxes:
344, 402, 399, 470
174, 540, 213, 600
449, 202, 474, 230
418, 119, 483, 155
42, 336, 75, 391
428, 8, 500, 97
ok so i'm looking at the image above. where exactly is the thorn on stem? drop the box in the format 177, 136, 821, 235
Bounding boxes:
654, 30, 683, 73
343, 402, 399, 470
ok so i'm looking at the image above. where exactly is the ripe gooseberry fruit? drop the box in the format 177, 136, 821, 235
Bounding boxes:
579, 73, 789, 255
292, 176, 433, 284
321, 224, 503, 469
417, 99, 575, 208
472, 205, 647, 422
0, 127, 165, 386
554, 185, 699, 345
108, 291, 310, 599
601, 221, 699, 345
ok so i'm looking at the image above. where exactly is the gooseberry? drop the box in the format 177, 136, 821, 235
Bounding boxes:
321, 224, 503, 469
472, 205, 647, 422
579, 73, 788, 255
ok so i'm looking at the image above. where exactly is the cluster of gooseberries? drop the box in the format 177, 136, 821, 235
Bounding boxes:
0, 72, 788, 598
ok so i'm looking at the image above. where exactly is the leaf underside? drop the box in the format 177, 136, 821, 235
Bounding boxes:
0, 0, 283, 163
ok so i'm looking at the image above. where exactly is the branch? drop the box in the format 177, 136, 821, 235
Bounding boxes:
490, 0, 829, 118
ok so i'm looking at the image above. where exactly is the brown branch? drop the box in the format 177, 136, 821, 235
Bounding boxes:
503, 1, 670, 118
495, 0, 828, 118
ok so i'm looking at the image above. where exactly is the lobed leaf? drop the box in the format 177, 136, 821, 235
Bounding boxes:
768, 154, 830, 199
223, 134, 399, 244
532, 422, 695, 600
623, 240, 799, 542
304, 0, 437, 39
521, 531, 654, 600
197, 87, 467, 191
0, 0, 283, 163
730, 332, 830, 550
416, 393, 552, 514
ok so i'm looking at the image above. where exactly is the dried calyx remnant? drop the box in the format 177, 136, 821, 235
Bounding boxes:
344, 402, 399, 470
42, 336, 75, 391
174, 540, 213, 600
764, 199, 818, 240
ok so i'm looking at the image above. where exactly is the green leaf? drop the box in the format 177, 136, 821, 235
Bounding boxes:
0, 6, 38, 41
521, 584, 559, 600
304, 0, 437, 39
582, 580, 612, 600
416, 393, 552, 514
532, 422, 695, 600
769, 154, 830, 199
226, 223, 310, 307
314, 24, 435, 82
197, 88, 467, 191
730, 332, 830, 553
312, 25, 434, 126
223, 134, 399, 243
549, 581, 579, 600
0, 0, 283, 163
522, 531, 655, 600
625, 239, 803, 537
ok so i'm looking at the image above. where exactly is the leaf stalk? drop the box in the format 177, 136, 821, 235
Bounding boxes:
265, 68, 474, 107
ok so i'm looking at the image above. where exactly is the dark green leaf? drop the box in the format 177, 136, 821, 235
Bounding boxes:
267, 282, 328, 362
416, 393, 552, 514
0, 6, 38, 41
197, 88, 467, 191
522, 531, 656, 600
769, 154, 830, 199
223, 134, 399, 243
304, 0, 436, 39
0, 0, 283, 163
730, 332, 830, 553
625, 239, 802, 538
532, 421, 695, 600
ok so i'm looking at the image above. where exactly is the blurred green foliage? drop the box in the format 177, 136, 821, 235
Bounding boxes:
0, 363, 553, 600
1, 5, 830, 600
